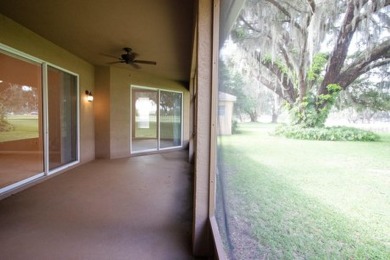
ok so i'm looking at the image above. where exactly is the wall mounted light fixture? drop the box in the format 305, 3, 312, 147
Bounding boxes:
85, 90, 93, 102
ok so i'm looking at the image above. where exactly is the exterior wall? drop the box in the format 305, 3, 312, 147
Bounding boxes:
218, 92, 237, 135
94, 66, 111, 159
108, 67, 131, 158
94, 66, 190, 159
218, 100, 234, 135
0, 14, 95, 163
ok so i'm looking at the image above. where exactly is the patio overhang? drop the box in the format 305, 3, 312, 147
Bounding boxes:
0, 0, 194, 83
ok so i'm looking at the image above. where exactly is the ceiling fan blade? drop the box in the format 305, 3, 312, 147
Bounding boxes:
134, 60, 157, 65
130, 62, 141, 69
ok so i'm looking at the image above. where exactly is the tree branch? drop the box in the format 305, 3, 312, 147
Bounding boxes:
297, 0, 316, 101
319, 0, 360, 95
278, 43, 298, 74
306, 0, 316, 14
238, 15, 261, 33
259, 76, 295, 105
338, 59, 390, 89
336, 40, 390, 88
264, 0, 304, 32
345, 0, 390, 34
320, 0, 390, 96
260, 57, 297, 103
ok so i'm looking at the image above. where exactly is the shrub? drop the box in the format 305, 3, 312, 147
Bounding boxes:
232, 120, 239, 134
274, 125, 380, 141
289, 84, 342, 128
0, 119, 15, 132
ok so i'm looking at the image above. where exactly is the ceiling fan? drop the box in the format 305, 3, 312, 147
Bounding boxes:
106, 47, 157, 68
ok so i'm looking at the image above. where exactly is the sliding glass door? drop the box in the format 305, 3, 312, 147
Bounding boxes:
0, 47, 79, 192
0, 51, 44, 189
131, 86, 182, 153
48, 66, 78, 170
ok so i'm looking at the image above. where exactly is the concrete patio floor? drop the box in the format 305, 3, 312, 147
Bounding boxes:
0, 150, 196, 260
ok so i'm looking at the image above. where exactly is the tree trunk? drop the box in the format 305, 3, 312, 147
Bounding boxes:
249, 111, 257, 122
271, 113, 278, 123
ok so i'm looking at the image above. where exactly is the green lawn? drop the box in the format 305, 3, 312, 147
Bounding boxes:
134, 121, 181, 139
0, 115, 39, 142
217, 123, 390, 259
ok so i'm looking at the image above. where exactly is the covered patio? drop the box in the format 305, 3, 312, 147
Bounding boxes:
0, 0, 243, 258
0, 150, 195, 259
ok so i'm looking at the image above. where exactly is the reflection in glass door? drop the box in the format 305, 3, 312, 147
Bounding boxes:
0, 50, 44, 189
132, 88, 158, 152
131, 86, 182, 154
160, 91, 182, 149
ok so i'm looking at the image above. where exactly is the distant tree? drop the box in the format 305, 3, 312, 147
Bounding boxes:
0, 83, 39, 132
0, 103, 10, 132
0, 84, 38, 114
231, 0, 390, 127
220, 43, 283, 122
159, 91, 182, 116
219, 58, 275, 122
0, 84, 14, 132
219, 60, 249, 120
337, 72, 390, 122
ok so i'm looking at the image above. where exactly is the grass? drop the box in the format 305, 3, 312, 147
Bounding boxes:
217, 123, 390, 259
134, 121, 181, 139
0, 115, 39, 142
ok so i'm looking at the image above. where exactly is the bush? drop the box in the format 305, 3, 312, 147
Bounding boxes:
274, 125, 380, 141
232, 120, 239, 134
0, 119, 15, 132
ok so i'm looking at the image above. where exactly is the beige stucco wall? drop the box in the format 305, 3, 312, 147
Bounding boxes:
0, 14, 95, 163
218, 100, 234, 135
94, 66, 111, 159
94, 63, 190, 159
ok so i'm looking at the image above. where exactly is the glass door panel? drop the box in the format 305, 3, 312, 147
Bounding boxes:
47, 66, 78, 170
132, 88, 158, 152
160, 91, 182, 149
0, 51, 44, 188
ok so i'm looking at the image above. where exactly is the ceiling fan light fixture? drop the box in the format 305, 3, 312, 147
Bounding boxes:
105, 47, 156, 68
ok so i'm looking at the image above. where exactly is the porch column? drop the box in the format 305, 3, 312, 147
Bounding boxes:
192, 0, 219, 256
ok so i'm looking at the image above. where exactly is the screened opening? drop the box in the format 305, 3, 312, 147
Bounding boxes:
216, 1, 390, 259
